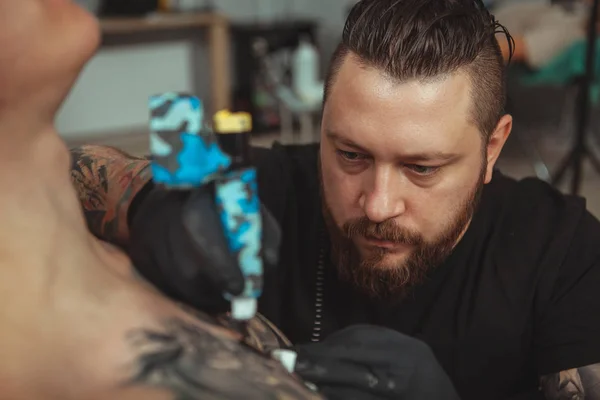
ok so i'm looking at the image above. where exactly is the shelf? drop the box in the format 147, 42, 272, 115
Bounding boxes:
100, 12, 228, 35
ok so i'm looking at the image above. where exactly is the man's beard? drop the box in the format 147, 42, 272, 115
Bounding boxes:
321, 162, 486, 301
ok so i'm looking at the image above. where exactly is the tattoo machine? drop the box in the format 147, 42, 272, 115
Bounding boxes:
148, 92, 263, 323
213, 109, 264, 322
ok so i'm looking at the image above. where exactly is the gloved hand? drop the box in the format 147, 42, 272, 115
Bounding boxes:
127, 182, 281, 314
291, 325, 461, 400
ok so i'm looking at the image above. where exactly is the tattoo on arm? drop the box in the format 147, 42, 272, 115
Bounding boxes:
124, 317, 323, 400
70, 145, 152, 246
540, 364, 600, 399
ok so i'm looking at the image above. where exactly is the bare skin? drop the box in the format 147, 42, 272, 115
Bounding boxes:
0, 1, 321, 399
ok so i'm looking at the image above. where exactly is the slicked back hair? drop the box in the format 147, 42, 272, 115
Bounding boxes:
324, 0, 513, 140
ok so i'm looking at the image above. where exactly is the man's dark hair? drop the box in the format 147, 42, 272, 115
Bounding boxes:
324, 0, 513, 139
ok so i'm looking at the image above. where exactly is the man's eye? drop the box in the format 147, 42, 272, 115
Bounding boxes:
407, 164, 439, 175
336, 150, 364, 162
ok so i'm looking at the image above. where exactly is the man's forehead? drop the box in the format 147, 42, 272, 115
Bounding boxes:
330, 57, 473, 115
323, 66, 480, 157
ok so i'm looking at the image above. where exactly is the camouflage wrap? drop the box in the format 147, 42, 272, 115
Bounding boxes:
149, 92, 231, 188
147, 92, 263, 321
215, 168, 263, 300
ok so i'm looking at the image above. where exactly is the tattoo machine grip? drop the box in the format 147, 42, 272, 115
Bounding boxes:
213, 110, 263, 321
148, 93, 263, 321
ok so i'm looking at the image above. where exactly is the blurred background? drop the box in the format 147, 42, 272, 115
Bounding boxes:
65, 0, 600, 215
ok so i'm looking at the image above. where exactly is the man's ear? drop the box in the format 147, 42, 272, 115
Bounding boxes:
484, 114, 512, 183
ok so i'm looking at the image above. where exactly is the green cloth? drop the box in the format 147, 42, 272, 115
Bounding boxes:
517, 40, 600, 104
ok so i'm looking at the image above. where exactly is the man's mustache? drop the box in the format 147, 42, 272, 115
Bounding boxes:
342, 217, 423, 246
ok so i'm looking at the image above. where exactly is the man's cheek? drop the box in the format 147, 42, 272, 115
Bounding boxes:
324, 170, 346, 204
321, 160, 341, 190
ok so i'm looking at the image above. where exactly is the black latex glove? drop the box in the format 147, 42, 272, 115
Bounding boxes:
293, 325, 461, 400
128, 183, 281, 314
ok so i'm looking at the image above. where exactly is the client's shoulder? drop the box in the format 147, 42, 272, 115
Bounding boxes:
82, 285, 323, 400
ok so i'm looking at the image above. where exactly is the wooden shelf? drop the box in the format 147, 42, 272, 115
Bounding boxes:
100, 12, 228, 35
98, 11, 232, 113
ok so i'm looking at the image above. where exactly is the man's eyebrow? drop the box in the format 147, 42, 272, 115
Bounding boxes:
325, 130, 460, 163
325, 130, 369, 152
400, 151, 461, 163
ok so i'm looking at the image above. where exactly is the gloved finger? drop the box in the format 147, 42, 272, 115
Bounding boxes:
165, 212, 233, 313
260, 203, 281, 268
294, 326, 461, 400
182, 187, 245, 296
128, 188, 233, 313
129, 188, 186, 291
294, 356, 406, 399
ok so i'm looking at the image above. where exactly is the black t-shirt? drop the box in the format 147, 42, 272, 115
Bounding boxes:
253, 142, 600, 400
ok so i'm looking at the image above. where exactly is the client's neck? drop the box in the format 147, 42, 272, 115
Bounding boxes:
0, 110, 97, 279
0, 107, 65, 173
0, 121, 75, 214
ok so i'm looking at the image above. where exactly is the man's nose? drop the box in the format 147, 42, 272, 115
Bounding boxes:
359, 166, 406, 223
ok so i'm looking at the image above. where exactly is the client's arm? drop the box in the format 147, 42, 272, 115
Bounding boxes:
69, 144, 281, 313
70, 145, 152, 247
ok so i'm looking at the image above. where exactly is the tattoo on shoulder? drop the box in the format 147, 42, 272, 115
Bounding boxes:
124, 317, 323, 400
540, 364, 600, 399
174, 303, 288, 357
70, 145, 152, 245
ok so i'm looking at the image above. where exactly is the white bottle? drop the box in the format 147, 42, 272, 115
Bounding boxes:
292, 36, 320, 105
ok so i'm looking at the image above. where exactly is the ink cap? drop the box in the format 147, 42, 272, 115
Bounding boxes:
213, 110, 252, 134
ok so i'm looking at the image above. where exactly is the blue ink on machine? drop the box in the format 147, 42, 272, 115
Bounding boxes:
148, 93, 262, 321
148, 92, 231, 188
213, 110, 263, 320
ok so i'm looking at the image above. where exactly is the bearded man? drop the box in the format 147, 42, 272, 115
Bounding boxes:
71, 1, 600, 399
